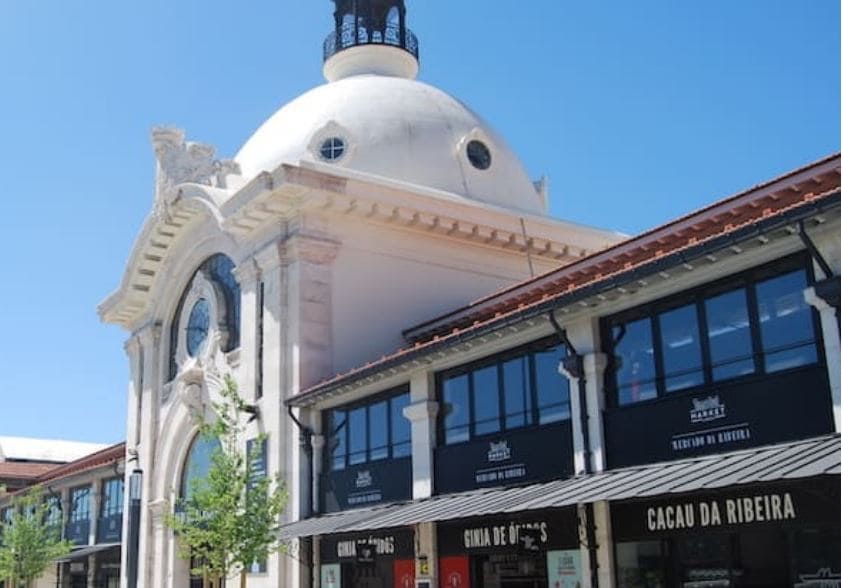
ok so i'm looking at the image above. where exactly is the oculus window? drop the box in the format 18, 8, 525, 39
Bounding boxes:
466, 139, 492, 170
326, 387, 411, 471
439, 340, 570, 446
604, 257, 821, 407
319, 136, 346, 162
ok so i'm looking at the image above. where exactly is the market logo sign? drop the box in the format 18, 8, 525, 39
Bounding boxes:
487, 441, 512, 463
463, 521, 548, 550
689, 395, 726, 424
646, 492, 796, 532
355, 470, 373, 489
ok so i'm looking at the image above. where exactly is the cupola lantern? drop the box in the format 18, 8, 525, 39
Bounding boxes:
322, 0, 419, 82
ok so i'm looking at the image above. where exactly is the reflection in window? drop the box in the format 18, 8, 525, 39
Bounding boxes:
69, 487, 90, 523
369, 401, 388, 461
616, 541, 667, 588
348, 407, 367, 466
326, 388, 411, 470
328, 410, 347, 470
658, 304, 704, 392
45, 496, 62, 530
605, 262, 819, 407
181, 435, 221, 500
443, 374, 470, 444
473, 365, 500, 436
613, 319, 657, 406
390, 393, 411, 458
535, 348, 570, 424
503, 357, 532, 429
100, 478, 124, 518
439, 341, 570, 445
756, 270, 817, 372
706, 289, 754, 380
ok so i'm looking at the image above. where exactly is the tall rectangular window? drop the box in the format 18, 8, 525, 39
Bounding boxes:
368, 401, 389, 461
705, 288, 754, 381
472, 365, 500, 436
100, 478, 124, 518
442, 374, 470, 444
613, 318, 657, 406
390, 393, 411, 458
70, 487, 90, 523
658, 304, 704, 392
503, 356, 532, 429
328, 410, 347, 471
348, 407, 367, 465
755, 269, 818, 372
535, 345, 570, 424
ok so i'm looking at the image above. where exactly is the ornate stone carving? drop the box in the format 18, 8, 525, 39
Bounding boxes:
151, 127, 241, 219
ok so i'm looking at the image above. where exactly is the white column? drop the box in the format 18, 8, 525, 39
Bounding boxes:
134, 322, 162, 588
233, 259, 261, 403
593, 501, 616, 588
88, 484, 101, 546
405, 370, 438, 500
415, 522, 438, 585
583, 352, 609, 472
120, 335, 141, 588
805, 287, 841, 431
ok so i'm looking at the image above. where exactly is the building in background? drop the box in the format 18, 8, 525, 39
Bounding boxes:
0, 437, 107, 494
0, 442, 125, 588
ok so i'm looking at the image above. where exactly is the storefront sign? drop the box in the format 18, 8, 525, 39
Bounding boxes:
605, 368, 833, 468
320, 563, 341, 588
795, 568, 841, 588
438, 510, 577, 555
435, 423, 573, 494
321, 457, 412, 512
546, 550, 583, 588
439, 556, 469, 588
321, 529, 414, 563
612, 481, 839, 540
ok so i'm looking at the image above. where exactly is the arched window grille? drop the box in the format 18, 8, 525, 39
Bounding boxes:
167, 254, 241, 381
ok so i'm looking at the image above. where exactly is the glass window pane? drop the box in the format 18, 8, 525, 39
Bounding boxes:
705, 288, 755, 381
329, 410, 346, 471
535, 346, 570, 424
616, 541, 667, 588
659, 304, 704, 392
756, 269, 817, 372
70, 488, 90, 521
503, 356, 532, 429
613, 318, 657, 405
442, 374, 470, 444
472, 365, 501, 436
368, 401, 388, 461
348, 407, 367, 465
390, 393, 411, 458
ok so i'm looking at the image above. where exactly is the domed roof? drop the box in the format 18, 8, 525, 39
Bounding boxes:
235, 74, 546, 215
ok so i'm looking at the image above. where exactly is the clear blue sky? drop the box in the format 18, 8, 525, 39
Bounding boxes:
0, 1, 838, 444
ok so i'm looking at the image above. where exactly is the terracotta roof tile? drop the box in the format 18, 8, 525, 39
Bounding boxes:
35, 442, 126, 484
0, 462, 60, 480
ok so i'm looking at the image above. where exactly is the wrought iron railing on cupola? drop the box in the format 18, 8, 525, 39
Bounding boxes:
323, 21, 419, 62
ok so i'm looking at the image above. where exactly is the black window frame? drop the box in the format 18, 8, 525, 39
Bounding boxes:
436, 337, 571, 447
323, 385, 412, 472
69, 485, 91, 524
99, 477, 124, 519
602, 254, 824, 409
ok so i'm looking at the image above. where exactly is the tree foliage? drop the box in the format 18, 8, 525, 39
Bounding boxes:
0, 487, 73, 587
166, 376, 288, 587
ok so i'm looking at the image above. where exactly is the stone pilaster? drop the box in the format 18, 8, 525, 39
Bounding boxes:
405, 370, 438, 500
233, 258, 262, 403
805, 286, 841, 431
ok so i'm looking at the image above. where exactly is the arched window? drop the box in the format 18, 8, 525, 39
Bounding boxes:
180, 434, 222, 500
168, 254, 241, 381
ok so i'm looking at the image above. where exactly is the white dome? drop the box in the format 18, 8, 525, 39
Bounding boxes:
235, 75, 545, 215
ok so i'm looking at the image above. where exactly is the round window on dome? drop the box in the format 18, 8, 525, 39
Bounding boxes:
319, 136, 346, 162
466, 140, 492, 170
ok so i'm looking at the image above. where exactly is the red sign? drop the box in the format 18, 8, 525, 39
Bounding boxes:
394, 559, 415, 588
439, 556, 470, 588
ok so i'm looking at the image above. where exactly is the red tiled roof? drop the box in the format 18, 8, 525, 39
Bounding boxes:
0, 461, 60, 481
289, 154, 841, 406
34, 442, 126, 484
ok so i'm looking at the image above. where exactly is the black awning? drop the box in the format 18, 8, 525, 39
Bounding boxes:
57, 542, 120, 562
279, 433, 840, 538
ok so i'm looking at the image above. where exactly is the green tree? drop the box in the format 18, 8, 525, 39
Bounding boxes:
0, 487, 72, 588
166, 376, 288, 588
